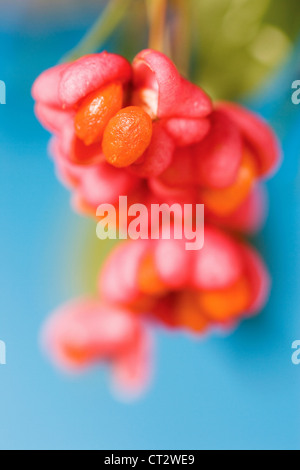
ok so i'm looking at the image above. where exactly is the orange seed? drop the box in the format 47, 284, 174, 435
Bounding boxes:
197, 276, 251, 322
138, 253, 168, 297
201, 149, 257, 216
102, 106, 153, 168
75, 82, 123, 146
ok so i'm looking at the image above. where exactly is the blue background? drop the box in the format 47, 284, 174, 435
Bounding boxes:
0, 10, 299, 450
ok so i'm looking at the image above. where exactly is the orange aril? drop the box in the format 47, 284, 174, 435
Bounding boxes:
197, 276, 251, 322
102, 106, 153, 168
175, 291, 209, 333
128, 295, 158, 314
138, 253, 168, 297
201, 149, 257, 216
75, 82, 123, 146
62, 344, 91, 366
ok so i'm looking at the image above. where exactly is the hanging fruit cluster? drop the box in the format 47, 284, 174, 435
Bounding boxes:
33, 10, 280, 398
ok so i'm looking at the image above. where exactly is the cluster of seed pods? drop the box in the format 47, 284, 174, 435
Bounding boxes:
33, 49, 280, 397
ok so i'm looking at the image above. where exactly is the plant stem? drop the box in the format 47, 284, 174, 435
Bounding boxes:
61, 0, 133, 63
172, 0, 191, 77
146, 0, 168, 52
